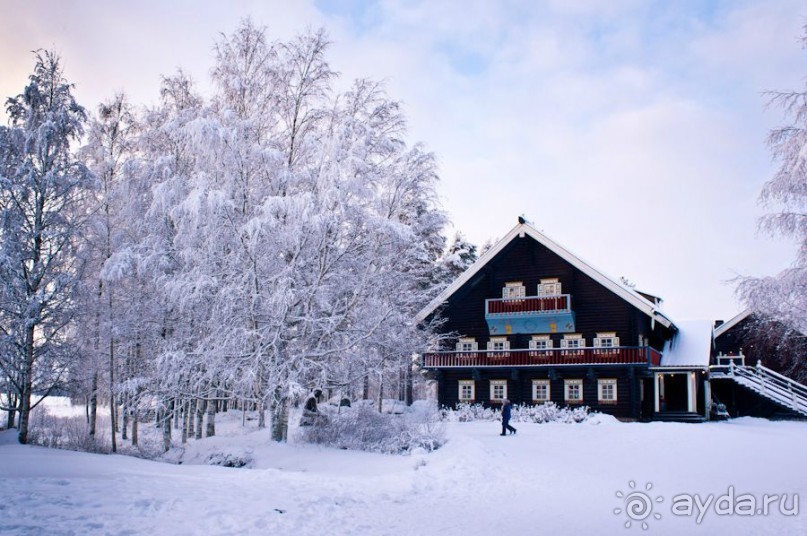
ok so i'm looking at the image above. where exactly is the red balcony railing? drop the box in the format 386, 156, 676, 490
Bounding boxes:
421, 346, 662, 368
485, 295, 571, 316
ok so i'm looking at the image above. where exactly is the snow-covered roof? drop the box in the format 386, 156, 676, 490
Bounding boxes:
416, 220, 675, 329
660, 319, 713, 368
712, 309, 751, 340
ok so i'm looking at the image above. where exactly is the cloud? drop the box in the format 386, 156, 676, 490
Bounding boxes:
1, 0, 804, 320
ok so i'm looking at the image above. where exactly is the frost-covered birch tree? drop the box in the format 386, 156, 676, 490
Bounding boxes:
736, 26, 807, 376
737, 27, 807, 333
0, 51, 95, 444
79, 94, 141, 450
51, 21, 449, 449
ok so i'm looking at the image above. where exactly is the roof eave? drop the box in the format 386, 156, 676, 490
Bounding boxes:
416, 222, 675, 330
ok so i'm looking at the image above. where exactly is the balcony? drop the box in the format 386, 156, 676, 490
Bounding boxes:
485, 295, 575, 335
421, 346, 662, 368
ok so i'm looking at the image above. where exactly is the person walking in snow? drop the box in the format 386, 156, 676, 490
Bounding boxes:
500, 399, 516, 436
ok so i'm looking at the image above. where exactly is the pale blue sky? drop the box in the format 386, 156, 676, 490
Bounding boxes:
1, 0, 805, 321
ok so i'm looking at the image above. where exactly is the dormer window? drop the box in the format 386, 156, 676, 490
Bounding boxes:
538, 278, 562, 296
502, 282, 526, 299
456, 337, 478, 352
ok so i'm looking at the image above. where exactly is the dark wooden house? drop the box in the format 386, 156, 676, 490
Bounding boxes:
417, 219, 712, 421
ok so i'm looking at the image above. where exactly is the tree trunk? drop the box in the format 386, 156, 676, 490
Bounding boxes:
174, 398, 181, 429
257, 397, 266, 429
187, 398, 195, 439
162, 399, 172, 452
109, 339, 117, 453
206, 395, 215, 437
89, 372, 98, 437
195, 398, 205, 440
377, 373, 384, 413
181, 399, 189, 444
121, 391, 128, 441
17, 325, 36, 444
131, 410, 138, 447
270, 396, 288, 442
6, 393, 17, 430
405, 359, 414, 406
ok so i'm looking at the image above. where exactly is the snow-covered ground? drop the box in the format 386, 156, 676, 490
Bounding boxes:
1, 407, 805, 535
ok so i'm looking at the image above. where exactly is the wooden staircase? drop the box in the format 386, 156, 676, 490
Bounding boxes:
710, 361, 807, 418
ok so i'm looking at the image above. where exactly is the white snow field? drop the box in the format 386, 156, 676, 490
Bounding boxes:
1, 413, 806, 536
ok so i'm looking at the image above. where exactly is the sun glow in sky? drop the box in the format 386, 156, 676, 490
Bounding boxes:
1, 0, 805, 321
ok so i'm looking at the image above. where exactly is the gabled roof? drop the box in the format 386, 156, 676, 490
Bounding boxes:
417, 221, 675, 329
713, 308, 807, 339
712, 309, 752, 340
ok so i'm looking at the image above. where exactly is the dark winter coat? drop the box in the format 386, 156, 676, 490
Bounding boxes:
502, 402, 512, 421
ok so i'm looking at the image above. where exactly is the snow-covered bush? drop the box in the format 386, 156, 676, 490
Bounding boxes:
298, 404, 445, 455
441, 402, 499, 422
441, 402, 592, 424
512, 402, 591, 423
205, 448, 253, 468
27, 411, 109, 453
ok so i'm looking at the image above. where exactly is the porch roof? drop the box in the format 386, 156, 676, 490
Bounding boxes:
660, 319, 712, 368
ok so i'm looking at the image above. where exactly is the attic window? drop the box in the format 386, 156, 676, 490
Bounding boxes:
538, 278, 562, 296
456, 337, 478, 352
502, 282, 526, 299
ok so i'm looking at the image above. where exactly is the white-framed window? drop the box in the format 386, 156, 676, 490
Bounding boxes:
565, 379, 583, 403
490, 380, 507, 402
598, 379, 617, 404
560, 334, 584, 355
459, 380, 475, 402
560, 334, 584, 348
529, 335, 553, 351
502, 281, 526, 299
456, 337, 478, 352
487, 337, 510, 352
532, 380, 551, 402
594, 332, 620, 349
538, 278, 562, 296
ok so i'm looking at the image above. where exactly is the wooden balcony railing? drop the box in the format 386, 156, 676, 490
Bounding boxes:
485, 295, 571, 316
421, 346, 662, 368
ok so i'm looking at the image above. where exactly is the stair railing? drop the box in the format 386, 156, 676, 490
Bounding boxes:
728, 361, 807, 415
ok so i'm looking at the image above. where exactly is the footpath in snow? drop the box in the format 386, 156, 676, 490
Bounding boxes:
1, 416, 806, 535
